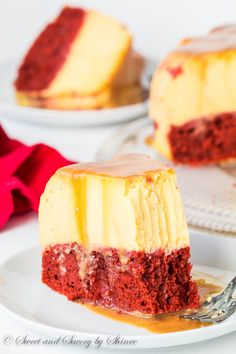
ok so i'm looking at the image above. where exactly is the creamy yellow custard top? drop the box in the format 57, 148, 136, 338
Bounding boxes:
150, 25, 236, 159
39, 154, 189, 252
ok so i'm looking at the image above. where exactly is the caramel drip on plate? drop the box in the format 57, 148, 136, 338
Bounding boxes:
83, 279, 222, 334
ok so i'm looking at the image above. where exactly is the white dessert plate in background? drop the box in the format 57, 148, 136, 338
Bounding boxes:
0, 58, 155, 127
96, 117, 236, 237
0, 245, 235, 350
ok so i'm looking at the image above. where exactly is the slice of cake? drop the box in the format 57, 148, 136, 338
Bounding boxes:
39, 154, 199, 316
14, 7, 145, 110
150, 25, 236, 165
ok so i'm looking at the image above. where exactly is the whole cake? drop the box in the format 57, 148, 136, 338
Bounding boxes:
150, 25, 236, 165
15, 7, 145, 110
39, 154, 199, 316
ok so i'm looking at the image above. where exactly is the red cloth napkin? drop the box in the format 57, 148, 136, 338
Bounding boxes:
0, 126, 74, 229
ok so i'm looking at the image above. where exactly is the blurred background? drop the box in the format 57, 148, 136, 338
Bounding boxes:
1, 0, 236, 162
0, 0, 236, 61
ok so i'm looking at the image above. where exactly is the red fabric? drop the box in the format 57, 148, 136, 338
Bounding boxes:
0, 126, 74, 229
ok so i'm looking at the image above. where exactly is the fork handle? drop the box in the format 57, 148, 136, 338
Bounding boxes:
222, 276, 236, 298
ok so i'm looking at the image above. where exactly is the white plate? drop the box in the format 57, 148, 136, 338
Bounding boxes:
0, 245, 235, 350
0, 58, 151, 127
96, 117, 236, 236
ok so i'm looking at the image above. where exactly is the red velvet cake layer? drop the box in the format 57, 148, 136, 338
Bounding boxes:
168, 112, 236, 164
42, 243, 199, 315
15, 7, 86, 91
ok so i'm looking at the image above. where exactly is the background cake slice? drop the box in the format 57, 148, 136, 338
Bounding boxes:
150, 25, 236, 165
39, 154, 199, 316
14, 7, 145, 110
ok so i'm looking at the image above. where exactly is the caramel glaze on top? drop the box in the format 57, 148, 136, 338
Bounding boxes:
59, 154, 170, 178
174, 24, 236, 54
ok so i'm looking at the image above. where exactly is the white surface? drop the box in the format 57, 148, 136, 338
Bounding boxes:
1, 0, 236, 353
190, 229, 236, 273
0, 117, 114, 163
0, 241, 235, 350
97, 118, 236, 236
0, 59, 148, 127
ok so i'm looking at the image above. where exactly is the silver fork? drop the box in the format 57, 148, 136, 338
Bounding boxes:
180, 276, 236, 323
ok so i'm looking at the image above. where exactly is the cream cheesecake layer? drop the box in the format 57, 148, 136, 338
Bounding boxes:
39, 155, 189, 252
43, 10, 131, 97
150, 25, 236, 158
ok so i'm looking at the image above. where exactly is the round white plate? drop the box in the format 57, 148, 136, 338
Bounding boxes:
96, 117, 236, 236
0, 245, 235, 350
0, 58, 152, 127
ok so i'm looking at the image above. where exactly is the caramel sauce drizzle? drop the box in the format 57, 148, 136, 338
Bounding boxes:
84, 279, 222, 334
145, 135, 154, 147
73, 174, 88, 246
60, 154, 168, 178
174, 25, 236, 54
